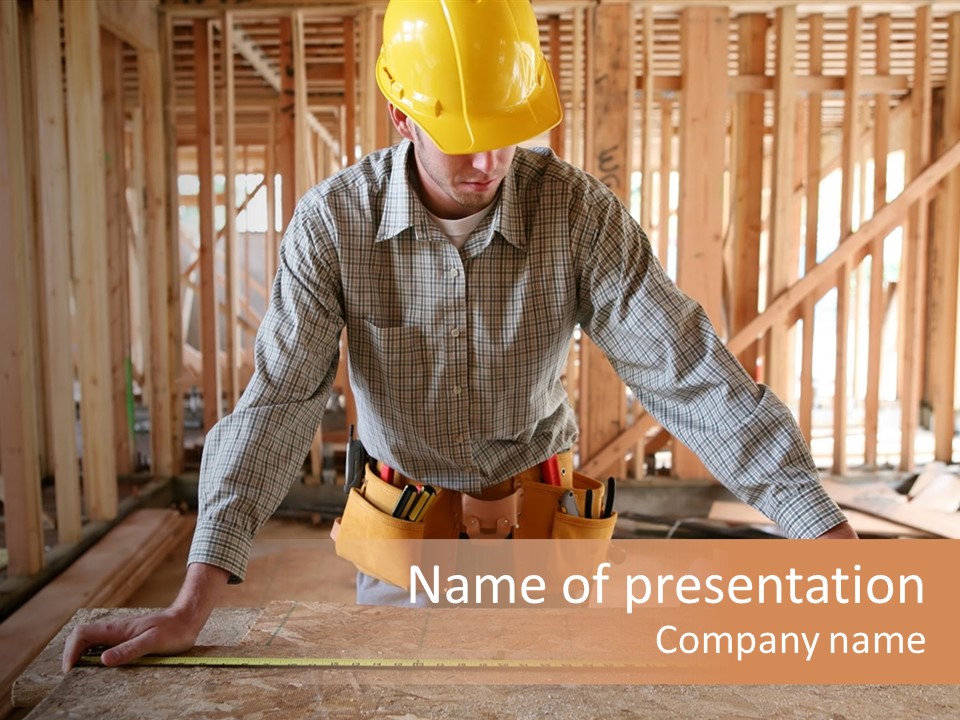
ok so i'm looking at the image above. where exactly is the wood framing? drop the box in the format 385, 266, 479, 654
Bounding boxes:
194, 18, 223, 432
0, 0, 45, 575
65, 0, 118, 520
674, 6, 728, 479
223, 12, 241, 410
578, 1, 633, 479
32, 0, 82, 543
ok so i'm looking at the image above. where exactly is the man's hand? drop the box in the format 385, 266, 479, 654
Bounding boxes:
61, 562, 229, 672
817, 521, 858, 539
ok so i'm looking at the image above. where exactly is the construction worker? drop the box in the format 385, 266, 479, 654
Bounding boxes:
62, 0, 855, 673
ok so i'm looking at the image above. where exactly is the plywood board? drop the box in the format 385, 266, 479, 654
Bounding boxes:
821, 479, 960, 538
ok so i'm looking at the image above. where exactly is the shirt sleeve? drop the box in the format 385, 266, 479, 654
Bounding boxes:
188, 192, 346, 581
576, 191, 847, 539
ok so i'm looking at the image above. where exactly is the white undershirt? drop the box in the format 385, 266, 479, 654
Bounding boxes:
426, 203, 495, 250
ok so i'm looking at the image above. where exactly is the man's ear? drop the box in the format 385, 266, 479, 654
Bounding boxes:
388, 103, 416, 142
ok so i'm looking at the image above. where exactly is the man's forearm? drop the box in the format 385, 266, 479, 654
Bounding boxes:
170, 562, 230, 634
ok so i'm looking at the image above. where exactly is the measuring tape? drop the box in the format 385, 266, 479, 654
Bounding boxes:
78, 655, 640, 669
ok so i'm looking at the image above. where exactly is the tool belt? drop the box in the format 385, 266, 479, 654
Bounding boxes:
330, 451, 618, 589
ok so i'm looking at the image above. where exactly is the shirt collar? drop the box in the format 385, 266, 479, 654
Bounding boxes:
375, 140, 526, 252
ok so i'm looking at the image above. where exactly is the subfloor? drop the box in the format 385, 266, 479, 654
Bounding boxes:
125, 515, 355, 608
114, 516, 960, 720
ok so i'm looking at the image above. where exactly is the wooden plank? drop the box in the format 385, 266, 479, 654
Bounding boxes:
342, 15, 356, 167
32, 0, 82, 543
277, 17, 296, 230
0, 510, 190, 717
194, 18, 222, 432
571, 7, 585, 168
0, 0, 45, 576
223, 12, 241, 410
265, 108, 278, 287
658, 99, 672, 266
731, 14, 766, 380
640, 5, 654, 232
293, 11, 307, 196
674, 7, 727, 480
548, 14, 565, 158
101, 29, 135, 477
97, 0, 157, 52
766, 6, 797, 401
821, 478, 960, 539
65, 0, 119, 520
579, 1, 633, 479
899, 6, 933, 471
864, 14, 891, 468
799, 15, 824, 444
910, 470, 960, 512
930, 13, 960, 464
141, 35, 177, 477
707, 499, 933, 538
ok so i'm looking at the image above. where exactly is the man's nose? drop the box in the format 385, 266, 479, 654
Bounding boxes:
470, 152, 496, 174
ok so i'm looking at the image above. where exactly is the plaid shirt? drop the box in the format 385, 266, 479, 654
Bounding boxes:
190, 141, 846, 581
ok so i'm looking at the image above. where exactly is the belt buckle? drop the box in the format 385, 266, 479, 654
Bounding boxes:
460, 487, 524, 539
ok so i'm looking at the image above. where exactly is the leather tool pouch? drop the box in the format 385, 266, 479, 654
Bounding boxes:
331, 465, 459, 589
515, 472, 617, 540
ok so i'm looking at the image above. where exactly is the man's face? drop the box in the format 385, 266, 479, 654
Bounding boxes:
389, 106, 516, 219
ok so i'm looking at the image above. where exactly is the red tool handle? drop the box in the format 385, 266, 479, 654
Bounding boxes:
540, 455, 562, 486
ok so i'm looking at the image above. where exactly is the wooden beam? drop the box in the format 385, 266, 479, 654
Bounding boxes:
342, 15, 357, 167
0, 0, 45, 575
194, 19, 222, 432
658, 99, 672, 266
548, 15, 565, 158
798, 16, 822, 444
97, 0, 158, 52
223, 13, 241, 410
640, 6, 653, 232
731, 14, 767, 380
142, 19, 180, 477
766, 6, 796, 401
65, 0, 118, 520
277, 17, 296, 231
101, 29, 135, 477
293, 10, 310, 196
900, 6, 933, 471
864, 14, 891, 468
930, 12, 960, 463
579, 1, 633, 480
674, 7, 727, 480
32, 0, 82, 543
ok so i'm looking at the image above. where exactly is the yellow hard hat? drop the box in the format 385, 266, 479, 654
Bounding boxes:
376, 0, 563, 155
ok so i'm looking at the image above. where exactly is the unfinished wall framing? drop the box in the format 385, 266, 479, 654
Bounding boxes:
1, 0, 959, 583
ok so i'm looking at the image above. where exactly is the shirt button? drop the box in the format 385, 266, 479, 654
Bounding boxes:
452, 385, 462, 396
454, 435, 463, 444
450, 327, 461, 338
448, 268, 460, 279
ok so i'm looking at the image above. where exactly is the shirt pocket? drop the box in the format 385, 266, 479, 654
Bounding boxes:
352, 320, 432, 412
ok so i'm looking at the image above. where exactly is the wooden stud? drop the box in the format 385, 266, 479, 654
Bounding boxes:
658, 99, 672, 267
549, 15, 565, 158
142, 25, 178, 476
900, 6, 933, 471
277, 17, 296, 231
265, 108, 278, 288
97, 0, 158, 53
640, 6, 654, 233
0, 0, 45, 575
731, 14, 766, 380
373, 12, 390, 151
578, 1, 633, 479
571, 7, 585, 168
930, 13, 960, 463
293, 10, 310, 197
342, 15, 357, 167
766, 6, 797, 403
65, 0, 118, 520
194, 19, 222, 432
223, 13, 241, 410
101, 29, 134, 476
832, 7, 862, 475
360, 7, 378, 157
32, 0, 82, 543
864, 14, 891, 468
674, 7, 727, 480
